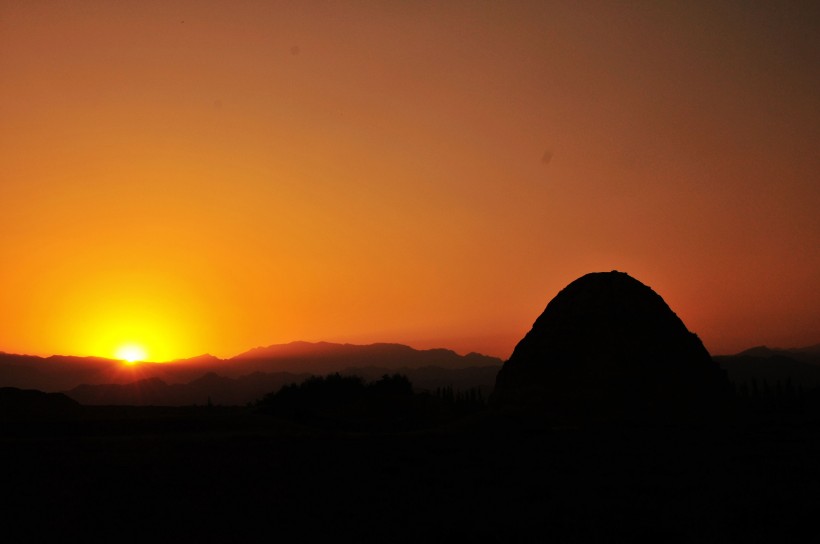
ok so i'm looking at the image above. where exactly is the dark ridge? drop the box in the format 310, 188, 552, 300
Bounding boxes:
732, 345, 820, 366
0, 387, 81, 420
226, 341, 502, 375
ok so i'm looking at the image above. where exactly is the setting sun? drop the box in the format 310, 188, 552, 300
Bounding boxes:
116, 344, 148, 364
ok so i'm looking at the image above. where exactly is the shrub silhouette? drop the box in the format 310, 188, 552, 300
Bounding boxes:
434, 385, 486, 414
256, 373, 424, 431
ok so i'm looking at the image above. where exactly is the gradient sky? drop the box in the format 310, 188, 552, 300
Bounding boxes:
2, 1, 818, 361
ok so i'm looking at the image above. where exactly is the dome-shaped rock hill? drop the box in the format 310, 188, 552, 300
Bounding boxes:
492, 271, 728, 421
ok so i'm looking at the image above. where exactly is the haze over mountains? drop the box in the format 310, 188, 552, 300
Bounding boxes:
0, 341, 502, 406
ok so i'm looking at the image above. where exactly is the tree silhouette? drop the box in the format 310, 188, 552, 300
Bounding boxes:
256, 373, 429, 431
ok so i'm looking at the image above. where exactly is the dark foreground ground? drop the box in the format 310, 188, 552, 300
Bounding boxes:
2, 407, 820, 543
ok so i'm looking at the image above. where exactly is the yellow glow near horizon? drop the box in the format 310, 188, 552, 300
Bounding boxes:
61, 284, 198, 362
116, 344, 148, 363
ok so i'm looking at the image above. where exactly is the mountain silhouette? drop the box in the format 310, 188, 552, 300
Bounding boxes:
0, 342, 502, 393
492, 271, 728, 421
229, 341, 500, 374
169, 353, 223, 366
730, 345, 820, 366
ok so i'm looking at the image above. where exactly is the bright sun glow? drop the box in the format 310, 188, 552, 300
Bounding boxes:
116, 344, 148, 363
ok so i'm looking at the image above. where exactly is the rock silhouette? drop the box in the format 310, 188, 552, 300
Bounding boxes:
493, 271, 728, 420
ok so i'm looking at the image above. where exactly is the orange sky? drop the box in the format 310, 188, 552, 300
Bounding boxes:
1, 1, 818, 361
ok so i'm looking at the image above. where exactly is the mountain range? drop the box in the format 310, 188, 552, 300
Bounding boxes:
0, 341, 503, 405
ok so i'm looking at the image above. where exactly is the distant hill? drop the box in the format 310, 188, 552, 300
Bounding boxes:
731, 345, 820, 366
0, 352, 190, 391
716, 344, 820, 389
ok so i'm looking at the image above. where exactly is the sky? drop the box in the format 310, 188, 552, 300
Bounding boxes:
1, 0, 818, 361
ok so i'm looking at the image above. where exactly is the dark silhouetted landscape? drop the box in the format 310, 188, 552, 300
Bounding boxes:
4, 271, 820, 541
4, 1, 818, 540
